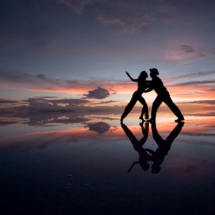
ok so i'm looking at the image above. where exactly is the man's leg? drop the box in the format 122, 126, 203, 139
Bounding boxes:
163, 96, 184, 121
149, 96, 163, 121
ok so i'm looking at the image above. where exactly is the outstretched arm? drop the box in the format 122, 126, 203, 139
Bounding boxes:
126, 71, 138, 82
127, 161, 139, 173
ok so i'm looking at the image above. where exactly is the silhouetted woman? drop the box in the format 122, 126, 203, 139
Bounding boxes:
120, 71, 149, 122
145, 68, 184, 122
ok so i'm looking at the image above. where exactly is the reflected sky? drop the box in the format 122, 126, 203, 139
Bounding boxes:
1, 113, 215, 214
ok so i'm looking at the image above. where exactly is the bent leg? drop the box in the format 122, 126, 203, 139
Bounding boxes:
121, 92, 138, 120
138, 96, 149, 119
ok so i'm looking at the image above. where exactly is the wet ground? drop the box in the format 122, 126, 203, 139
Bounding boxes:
0, 113, 215, 215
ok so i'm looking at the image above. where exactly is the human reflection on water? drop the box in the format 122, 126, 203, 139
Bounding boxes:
147, 121, 184, 173
121, 122, 153, 172
121, 121, 184, 174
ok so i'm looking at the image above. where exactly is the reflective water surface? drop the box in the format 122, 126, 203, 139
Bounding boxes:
1, 113, 215, 215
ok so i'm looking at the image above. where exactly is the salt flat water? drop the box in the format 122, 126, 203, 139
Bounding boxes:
0, 113, 215, 215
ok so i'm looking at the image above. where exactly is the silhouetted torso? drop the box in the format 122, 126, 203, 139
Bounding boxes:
137, 78, 148, 93
150, 76, 167, 95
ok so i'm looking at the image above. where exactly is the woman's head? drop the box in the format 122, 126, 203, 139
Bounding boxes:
139, 71, 148, 79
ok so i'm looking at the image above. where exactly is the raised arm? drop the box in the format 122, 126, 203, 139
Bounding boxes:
126, 71, 138, 82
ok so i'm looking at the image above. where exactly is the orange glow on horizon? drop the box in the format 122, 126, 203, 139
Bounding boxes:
1, 80, 215, 103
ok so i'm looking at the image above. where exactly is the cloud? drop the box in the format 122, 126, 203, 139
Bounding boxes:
97, 1, 155, 33
45, 98, 90, 105
97, 10, 154, 33
0, 99, 17, 104
16, 97, 91, 112
0, 70, 120, 94
180, 45, 195, 53
58, 0, 155, 33
93, 100, 117, 104
0, 72, 143, 102
166, 44, 205, 62
57, 0, 99, 14
180, 45, 204, 58
180, 100, 215, 105
165, 70, 215, 82
0, 121, 18, 126
0, 96, 124, 116
83, 87, 110, 99
0, 70, 141, 96
175, 80, 215, 86
56, 0, 215, 34
86, 121, 110, 134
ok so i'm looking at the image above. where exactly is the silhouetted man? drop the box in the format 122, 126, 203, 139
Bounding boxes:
146, 121, 184, 173
145, 68, 184, 122
121, 122, 152, 172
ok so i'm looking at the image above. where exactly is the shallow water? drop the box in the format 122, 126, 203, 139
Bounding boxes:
0, 113, 215, 215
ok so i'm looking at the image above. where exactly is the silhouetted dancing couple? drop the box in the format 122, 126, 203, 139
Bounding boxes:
120, 68, 184, 123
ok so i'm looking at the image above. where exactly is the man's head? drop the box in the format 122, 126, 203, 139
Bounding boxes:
149, 68, 159, 77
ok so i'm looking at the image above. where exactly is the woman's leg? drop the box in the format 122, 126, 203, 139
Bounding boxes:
121, 92, 138, 121
138, 96, 149, 120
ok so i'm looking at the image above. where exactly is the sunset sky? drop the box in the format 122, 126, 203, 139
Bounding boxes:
0, 0, 215, 114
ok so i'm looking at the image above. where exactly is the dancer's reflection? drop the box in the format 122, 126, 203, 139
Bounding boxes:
146, 121, 184, 173
121, 122, 152, 172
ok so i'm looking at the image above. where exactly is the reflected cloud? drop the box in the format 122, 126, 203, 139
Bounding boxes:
86, 122, 111, 134
25, 113, 90, 126
0, 122, 118, 153
183, 159, 207, 173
